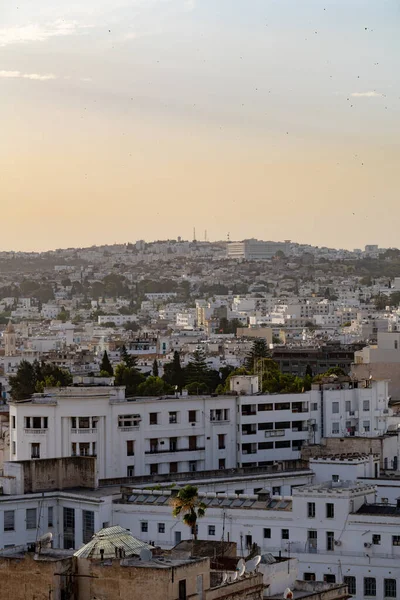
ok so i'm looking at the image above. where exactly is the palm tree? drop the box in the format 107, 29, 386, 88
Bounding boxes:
170, 485, 206, 541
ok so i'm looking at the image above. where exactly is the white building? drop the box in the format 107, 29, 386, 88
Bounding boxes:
98, 315, 138, 326
9, 378, 394, 481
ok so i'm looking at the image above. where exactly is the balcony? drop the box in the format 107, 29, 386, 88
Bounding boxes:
145, 447, 205, 455
210, 419, 229, 426
24, 429, 47, 435
71, 428, 97, 434
118, 426, 140, 432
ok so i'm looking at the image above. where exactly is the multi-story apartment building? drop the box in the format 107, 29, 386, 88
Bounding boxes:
9, 378, 393, 481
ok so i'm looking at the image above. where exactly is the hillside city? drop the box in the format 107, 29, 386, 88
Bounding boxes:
2, 237, 400, 599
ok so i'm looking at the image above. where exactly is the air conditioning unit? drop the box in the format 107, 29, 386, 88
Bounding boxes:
334, 540, 342, 546
364, 542, 372, 548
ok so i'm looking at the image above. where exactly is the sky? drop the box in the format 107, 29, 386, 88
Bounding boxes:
1, 0, 399, 251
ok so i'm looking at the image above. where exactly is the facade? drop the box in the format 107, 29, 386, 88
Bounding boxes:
272, 345, 363, 378
227, 240, 289, 261
9, 379, 393, 480
353, 332, 400, 401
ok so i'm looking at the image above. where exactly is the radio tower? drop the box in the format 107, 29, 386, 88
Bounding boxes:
193, 227, 196, 242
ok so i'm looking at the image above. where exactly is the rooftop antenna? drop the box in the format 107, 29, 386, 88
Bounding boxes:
193, 227, 196, 242
204, 230, 207, 242
227, 232, 230, 242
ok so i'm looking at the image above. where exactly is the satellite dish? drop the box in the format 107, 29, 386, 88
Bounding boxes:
284, 589, 294, 599
238, 563, 246, 578
222, 573, 228, 584
236, 558, 245, 572
245, 556, 261, 574
140, 548, 152, 561
38, 532, 53, 545
231, 572, 238, 582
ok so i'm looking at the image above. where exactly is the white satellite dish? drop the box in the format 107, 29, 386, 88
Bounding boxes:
245, 555, 261, 574
236, 558, 245, 572
231, 572, 238, 582
38, 532, 53, 545
283, 588, 294, 599
140, 548, 152, 561
222, 573, 228, 584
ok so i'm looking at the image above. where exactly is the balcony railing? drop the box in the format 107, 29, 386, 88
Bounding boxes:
71, 428, 97, 434
24, 429, 47, 435
118, 426, 140, 432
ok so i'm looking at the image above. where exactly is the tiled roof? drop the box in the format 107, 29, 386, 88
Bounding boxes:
74, 526, 154, 559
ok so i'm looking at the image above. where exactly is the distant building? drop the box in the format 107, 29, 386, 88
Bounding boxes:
227, 239, 289, 260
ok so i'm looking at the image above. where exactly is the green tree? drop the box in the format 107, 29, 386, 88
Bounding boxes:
9, 360, 36, 400
152, 359, 159, 377
163, 351, 185, 392
185, 381, 209, 395
245, 339, 269, 372
57, 307, 70, 322
184, 350, 219, 392
114, 363, 144, 396
137, 376, 167, 396
120, 345, 138, 369
170, 485, 206, 540
100, 350, 113, 376
305, 364, 313, 378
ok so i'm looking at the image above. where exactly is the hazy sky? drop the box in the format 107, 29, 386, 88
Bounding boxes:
1, 0, 399, 251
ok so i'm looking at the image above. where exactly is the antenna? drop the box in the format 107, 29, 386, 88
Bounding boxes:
204, 230, 207, 242
140, 548, 153, 562
193, 227, 196, 242
227, 232, 230, 242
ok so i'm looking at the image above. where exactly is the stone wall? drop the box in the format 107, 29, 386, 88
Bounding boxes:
19, 456, 97, 493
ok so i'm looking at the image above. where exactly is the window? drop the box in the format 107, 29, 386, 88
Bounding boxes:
31, 443, 40, 459
82, 510, 95, 544
189, 461, 197, 472
150, 464, 158, 475
127, 465, 134, 477
169, 412, 177, 424
79, 442, 90, 456
141, 522, 148, 533
48, 507, 54, 528
78, 417, 89, 429
218, 434, 226, 450
344, 576, 356, 595
170, 437, 178, 452
345, 401, 351, 413
71, 417, 76, 428
332, 422, 340, 434
158, 523, 165, 534
219, 459, 226, 469
311, 403, 318, 411
332, 474, 339, 482
149, 413, 158, 425
307, 502, 316, 518
245, 534, 252, 549
332, 402, 339, 414
304, 573, 316, 582
258, 423, 273, 430
275, 421, 291, 429
12, 416, 15, 429
324, 574, 336, 584
189, 436, 197, 450
372, 534, 381, 545
364, 577, 376, 597
32, 416, 41, 429
150, 438, 158, 453
208, 525, 215, 536
169, 462, 178, 474
363, 421, 370, 432
281, 529, 289, 540
258, 403, 273, 411
392, 535, 400, 546
272, 486, 281, 495
258, 442, 274, 450
118, 414, 140, 427
126, 440, 135, 456
178, 580, 187, 600
275, 441, 290, 448
326, 531, 335, 551
326, 503, 334, 519
26, 508, 37, 530
275, 402, 290, 411
12, 441, 16, 455
63, 507, 75, 549
363, 400, 370, 411
4, 510, 15, 532
188, 410, 197, 423
263, 528, 271, 539
384, 579, 396, 598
